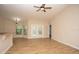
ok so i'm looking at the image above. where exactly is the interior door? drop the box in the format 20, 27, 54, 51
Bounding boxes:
49, 24, 52, 39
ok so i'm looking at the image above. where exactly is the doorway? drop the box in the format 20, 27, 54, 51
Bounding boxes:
49, 24, 52, 39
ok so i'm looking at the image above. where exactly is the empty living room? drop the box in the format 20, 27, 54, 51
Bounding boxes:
0, 4, 79, 54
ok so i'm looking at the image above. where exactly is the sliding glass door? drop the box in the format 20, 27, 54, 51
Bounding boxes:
31, 24, 44, 38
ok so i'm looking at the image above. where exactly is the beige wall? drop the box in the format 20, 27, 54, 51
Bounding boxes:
4, 19, 16, 34
0, 17, 16, 34
0, 17, 5, 33
51, 5, 79, 49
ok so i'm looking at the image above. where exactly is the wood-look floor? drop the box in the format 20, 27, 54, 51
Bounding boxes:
6, 38, 79, 54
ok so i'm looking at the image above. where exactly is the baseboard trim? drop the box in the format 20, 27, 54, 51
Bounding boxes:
53, 39, 79, 50
14, 37, 49, 39
27, 37, 49, 39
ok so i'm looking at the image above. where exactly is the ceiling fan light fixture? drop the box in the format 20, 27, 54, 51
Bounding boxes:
34, 4, 52, 12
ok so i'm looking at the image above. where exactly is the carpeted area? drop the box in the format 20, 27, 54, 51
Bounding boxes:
6, 38, 79, 54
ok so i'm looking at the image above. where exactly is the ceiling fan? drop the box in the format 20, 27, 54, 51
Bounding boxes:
33, 4, 52, 12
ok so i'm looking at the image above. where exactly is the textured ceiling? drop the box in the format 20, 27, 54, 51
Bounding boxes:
0, 4, 67, 20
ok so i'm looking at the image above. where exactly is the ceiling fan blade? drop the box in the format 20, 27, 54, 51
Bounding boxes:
45, 7, 52, 9
36, 8, 41, 11
41, 4, 45, 8
33, 6, 40, 8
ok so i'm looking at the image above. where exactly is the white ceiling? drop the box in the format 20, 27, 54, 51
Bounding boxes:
0, 4, 67, 20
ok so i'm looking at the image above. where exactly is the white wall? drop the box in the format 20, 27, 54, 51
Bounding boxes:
51, 5, 79, 49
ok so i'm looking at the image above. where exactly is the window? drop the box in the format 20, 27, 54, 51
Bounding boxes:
16, 24, 27, 35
